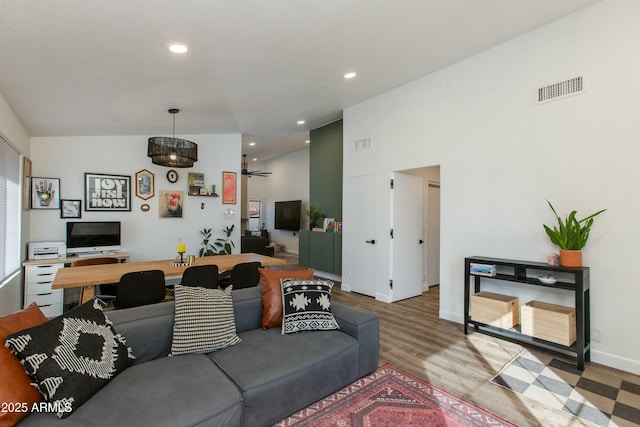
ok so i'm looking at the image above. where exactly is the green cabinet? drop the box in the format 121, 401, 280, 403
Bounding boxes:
298, 231, 342, 274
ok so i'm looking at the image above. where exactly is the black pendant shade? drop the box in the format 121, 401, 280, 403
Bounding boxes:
147, 109, 198, 168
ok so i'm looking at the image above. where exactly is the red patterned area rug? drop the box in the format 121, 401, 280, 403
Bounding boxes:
274, 363, 515, 427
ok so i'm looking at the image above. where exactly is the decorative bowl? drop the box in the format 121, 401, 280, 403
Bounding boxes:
538, 275, 557, 284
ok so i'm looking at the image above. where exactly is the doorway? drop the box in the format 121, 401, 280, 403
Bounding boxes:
400, 165, 441, 292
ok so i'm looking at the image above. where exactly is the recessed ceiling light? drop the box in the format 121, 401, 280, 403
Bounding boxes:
252, 158, 258, 162
305, 140, 310, 144
249, 142, 256, 146
168, 43, 188, 54
344, 72, 357, 79
297, 120, 305, 125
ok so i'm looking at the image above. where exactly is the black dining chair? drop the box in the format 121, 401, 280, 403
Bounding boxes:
180, 265, 220, 289
114, 270, 166, 309
219, 262, 261, 290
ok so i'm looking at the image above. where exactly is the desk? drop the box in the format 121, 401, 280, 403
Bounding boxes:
52, 253, 286, 304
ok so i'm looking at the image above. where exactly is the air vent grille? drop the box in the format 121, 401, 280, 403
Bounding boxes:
355, 138, 372, 151
538, 76, 583, 103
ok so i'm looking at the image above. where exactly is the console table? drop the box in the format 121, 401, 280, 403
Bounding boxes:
464, 256, 590, 370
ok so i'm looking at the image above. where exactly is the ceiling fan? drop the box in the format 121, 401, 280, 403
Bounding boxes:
241, 154, 272, 177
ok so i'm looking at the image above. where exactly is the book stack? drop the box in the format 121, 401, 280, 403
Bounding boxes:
470, 263, 497, 277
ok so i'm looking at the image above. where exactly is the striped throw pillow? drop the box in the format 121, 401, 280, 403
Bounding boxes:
170, 285, 241, 356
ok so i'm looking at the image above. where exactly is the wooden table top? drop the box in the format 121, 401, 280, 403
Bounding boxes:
52, 253, 286, 289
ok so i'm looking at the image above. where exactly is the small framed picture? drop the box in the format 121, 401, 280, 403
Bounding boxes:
323, 217, 336, 232
135, 169, 154, 200
60, 199, 82, 218
31, 177, 61, 210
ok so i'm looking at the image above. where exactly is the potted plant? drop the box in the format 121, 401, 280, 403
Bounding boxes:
543, 200, 606, 267
199, 225, 235, 256
304, 206, 325, 230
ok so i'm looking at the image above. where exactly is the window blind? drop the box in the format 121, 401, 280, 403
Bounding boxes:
0, 135, 20, 285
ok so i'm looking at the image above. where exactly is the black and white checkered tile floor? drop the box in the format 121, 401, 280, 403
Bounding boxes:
491, 350, 640, 427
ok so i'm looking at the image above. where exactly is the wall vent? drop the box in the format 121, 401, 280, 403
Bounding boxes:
355, 138, 372, 151
538, 76, 583, 103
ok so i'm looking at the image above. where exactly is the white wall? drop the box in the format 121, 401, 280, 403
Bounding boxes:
247, 148, 309, 254
0, 92, 31, 315
343, 0, 640, 374
29, 134, 241, 263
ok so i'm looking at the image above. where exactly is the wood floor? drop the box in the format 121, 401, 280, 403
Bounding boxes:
329, 283, 639, 427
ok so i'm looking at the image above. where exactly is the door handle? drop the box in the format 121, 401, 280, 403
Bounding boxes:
365, 240, 376, 244
419, 240, 424, 244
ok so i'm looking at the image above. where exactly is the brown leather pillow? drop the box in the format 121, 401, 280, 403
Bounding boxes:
259, 268, 314, 329
0, 303, 47, 425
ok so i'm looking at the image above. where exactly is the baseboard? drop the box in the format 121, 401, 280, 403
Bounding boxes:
376, 293, 392, 303
341, 283, 351, 292
439, 309, 462, 324
591, 349, 640, 375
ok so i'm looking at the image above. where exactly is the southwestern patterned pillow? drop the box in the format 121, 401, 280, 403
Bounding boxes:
281, 279, 340, 335
5, 300, 134, 418
170, 285, 242, 356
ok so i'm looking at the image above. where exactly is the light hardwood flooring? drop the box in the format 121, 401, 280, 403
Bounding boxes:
269, 257, 639, 426
329, 284, 640, 427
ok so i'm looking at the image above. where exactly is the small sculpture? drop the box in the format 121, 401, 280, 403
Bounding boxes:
546, 253, 560, 266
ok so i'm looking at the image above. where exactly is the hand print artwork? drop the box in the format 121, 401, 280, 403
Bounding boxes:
31, 177, 60, 209
159, 190, 184, 218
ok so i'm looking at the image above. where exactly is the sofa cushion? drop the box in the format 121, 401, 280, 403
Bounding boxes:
5, 300, 134, 418
258, 268, 314, 329
17, 354, 243, 427
170, 285, 241, 356
281, 279, 340, 335
0, 303, 47, 426
209, 327, 359, 427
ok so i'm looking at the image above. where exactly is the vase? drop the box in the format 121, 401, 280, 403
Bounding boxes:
559, 249, 582, 268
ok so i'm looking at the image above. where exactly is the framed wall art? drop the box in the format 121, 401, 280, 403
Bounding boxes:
60, 199, 82, 218
31, 177, 60, 210
135, 169, 154, 200
222, 171, 236, 204
85, 173, 131, 211
22, 156, 32, 210
159, 190, 183, 218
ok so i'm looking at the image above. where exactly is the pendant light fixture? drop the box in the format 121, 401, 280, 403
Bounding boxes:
147, 109, 198, 168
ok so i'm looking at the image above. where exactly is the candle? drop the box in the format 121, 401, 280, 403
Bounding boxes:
177, 243, 186, 253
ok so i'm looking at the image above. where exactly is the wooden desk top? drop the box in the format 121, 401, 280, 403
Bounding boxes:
52, 253, 286, 289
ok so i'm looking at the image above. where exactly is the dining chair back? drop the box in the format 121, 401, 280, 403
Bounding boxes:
115, 269, 166, 309
181, 265, 220, 289
224, 261, 261, 290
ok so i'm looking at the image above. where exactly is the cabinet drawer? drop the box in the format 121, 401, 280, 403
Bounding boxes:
36, 303, 63, 318
26, 280, 57, 295
25, 291, 63, 307
26, 264, 61, 276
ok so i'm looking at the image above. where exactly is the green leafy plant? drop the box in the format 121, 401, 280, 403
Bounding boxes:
304, 206, 325, 229
543, 201, 606, 250
199, 225, 235, 256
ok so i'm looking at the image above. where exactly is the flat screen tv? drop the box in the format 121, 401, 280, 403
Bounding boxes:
66, 221, 121, 255
274, 200, 302, 231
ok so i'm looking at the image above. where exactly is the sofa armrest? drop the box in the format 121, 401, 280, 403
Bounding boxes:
331, 302, 379, 377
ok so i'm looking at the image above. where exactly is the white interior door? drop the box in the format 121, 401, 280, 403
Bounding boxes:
390, 172, 424, 302
427, 181, 440, 287
346, 174, 378, 297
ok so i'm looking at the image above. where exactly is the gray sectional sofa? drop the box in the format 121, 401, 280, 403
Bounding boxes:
19, 286, 379, 427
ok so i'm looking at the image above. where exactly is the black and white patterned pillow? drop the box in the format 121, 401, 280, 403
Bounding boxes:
5, 300, 134, 418
281, 279, 340, 335
170, 285, 242, 356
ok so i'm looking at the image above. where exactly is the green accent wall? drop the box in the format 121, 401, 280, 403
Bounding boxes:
309, 119, 343, 221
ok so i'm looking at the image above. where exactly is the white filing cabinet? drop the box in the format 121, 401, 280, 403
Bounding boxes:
24, 263, 64, 317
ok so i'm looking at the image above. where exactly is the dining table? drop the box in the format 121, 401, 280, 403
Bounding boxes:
52, 253, 287, 304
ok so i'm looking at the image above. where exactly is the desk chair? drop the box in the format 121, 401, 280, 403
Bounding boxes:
70, 257, 119, 303
114, 270, 166, 309
219, 262, 261, 290
180, 265, 219, 289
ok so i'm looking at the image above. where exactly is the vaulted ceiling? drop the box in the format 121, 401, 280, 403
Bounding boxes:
0, 0, 601, 160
